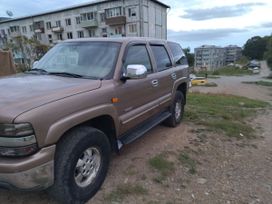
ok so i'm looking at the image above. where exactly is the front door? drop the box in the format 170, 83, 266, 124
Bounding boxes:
115, 44, 160, 134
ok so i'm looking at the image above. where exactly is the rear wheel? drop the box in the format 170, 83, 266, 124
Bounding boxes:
164, 91, 185, 127
48, 126, 111, 204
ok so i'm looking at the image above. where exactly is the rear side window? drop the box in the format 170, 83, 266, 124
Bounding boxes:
124, 45, 152, 73
168, 42, 188, 66
150, 45, 172, 72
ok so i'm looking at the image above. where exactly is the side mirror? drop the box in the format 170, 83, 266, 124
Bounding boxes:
125, 64, 147, 80
33, 61, 39, 68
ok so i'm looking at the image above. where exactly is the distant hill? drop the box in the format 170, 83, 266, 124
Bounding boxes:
0, 17, 12, 22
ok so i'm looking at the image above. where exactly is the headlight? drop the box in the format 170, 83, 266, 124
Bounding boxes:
0, 123, 38, 157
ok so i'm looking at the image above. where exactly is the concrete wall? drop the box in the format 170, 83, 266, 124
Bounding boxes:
0, 0, 168, 49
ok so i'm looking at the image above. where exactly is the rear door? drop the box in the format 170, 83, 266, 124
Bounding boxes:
148, 43, 174, 109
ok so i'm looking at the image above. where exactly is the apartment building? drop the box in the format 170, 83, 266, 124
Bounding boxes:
225, 45, 242, 64
0, 0, 169, 48
194, 45, 226, 71
194, 45, 242, 71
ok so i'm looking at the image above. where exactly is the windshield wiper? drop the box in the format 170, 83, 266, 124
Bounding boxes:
48, 72, 84, 78
26, 68, 49, 74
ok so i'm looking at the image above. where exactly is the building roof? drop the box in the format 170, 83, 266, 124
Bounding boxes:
0, 0, 170, 24
0, 17, 11, 22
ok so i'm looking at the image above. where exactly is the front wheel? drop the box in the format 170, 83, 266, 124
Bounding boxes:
164, 91, 185, 127
48, 126, 111, 204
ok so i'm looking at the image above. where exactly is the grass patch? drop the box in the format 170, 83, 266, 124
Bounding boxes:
105, 183, 148, 202
149, 154, 175, 183
198, 66, 252, 76
178, 152, 197, 174
195, 73, 221, 79
242, 80, 272, 87
185, 93, 268, 138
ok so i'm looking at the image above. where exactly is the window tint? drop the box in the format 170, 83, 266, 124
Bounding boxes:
168, 42, 188, 66
124, 45, 152, 73
150, 45, 172, 71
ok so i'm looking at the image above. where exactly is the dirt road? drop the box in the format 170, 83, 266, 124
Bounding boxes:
0, 63, 271, 204
191, 61, 272, 104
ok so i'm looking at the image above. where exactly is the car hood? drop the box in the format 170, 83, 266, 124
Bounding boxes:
0, 74, 102, 122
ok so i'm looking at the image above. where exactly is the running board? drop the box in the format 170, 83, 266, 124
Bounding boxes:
119, 111, 171, 147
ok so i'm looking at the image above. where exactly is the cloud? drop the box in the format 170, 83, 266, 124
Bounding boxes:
168, 28, 248, 42
180, 3, 265, 21
260, 22, 272, 28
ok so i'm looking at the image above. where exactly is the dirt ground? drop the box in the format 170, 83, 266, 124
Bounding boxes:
0, 62, 271, 204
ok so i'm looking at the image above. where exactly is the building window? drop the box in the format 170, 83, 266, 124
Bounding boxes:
22, 26, 27, 33
48, 34, 52, 39
89, 30, 95, 37
76, 17, 81, 24
128, 24, 137, 33
105, 7, 122, 18
128, 7, 137, 17
36, 33, 42, 41
100, 13, 105, 22
67, 32, 73, 39
102, 28, 107, 33
10, 26, 20, 33
115, 26, 122, 35
81, 12, 97, 21
46, 22, 51, 30
65, 18, 71, 26
57, 33, 63, 40
56, 20, 61, 27
77, 31, 84, 38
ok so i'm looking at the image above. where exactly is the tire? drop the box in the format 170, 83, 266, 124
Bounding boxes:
164, 91, 185, 127
48, 126, 111, 204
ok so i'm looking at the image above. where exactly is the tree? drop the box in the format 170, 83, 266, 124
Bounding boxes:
264, 35, 272, 70
243, 36, 268, 60
3, 36, 49, 71
183, 47, 194, 67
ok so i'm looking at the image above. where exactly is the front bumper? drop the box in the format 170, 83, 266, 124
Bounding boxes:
0, 145, 55, 190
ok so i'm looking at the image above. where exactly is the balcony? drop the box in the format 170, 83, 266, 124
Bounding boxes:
10, 31, 21, 38
80, 19, 98, 28
34, 28, 45, 33
105, 16, 126, 26
52, 26, 64, 33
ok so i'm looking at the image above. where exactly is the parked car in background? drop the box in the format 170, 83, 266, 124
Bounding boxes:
252, 67, 260, 74
0, 38, 189, 204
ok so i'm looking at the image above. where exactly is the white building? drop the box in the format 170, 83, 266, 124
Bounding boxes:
0, 0, 169, 48
194, 45, 226, 71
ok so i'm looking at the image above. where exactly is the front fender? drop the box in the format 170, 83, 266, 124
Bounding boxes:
44, 104, 119, 145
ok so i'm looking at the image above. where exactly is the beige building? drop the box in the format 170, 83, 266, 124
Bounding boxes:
0, 0, 169, 48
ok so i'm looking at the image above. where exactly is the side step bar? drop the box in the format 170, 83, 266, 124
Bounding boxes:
118, 111, 171, 147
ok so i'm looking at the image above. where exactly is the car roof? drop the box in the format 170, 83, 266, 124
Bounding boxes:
62, 37, 177, 45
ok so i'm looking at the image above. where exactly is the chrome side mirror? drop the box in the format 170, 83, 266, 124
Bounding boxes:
125, 64, 147, 79
33, 61, 39, 68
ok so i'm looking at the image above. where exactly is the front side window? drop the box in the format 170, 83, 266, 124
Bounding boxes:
124, 45, 152, 73
150, 45, 172, 72
168, 42, 188, 66
35, 42, 121, 79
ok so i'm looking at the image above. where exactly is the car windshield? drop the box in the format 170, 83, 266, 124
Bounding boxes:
33, 42, 121, 79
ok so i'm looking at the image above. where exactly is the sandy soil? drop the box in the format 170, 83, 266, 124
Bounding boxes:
0, 62, 271, 204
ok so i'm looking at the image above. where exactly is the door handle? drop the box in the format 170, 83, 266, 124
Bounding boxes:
171, 73, 177, 80
151, 79, 159, 87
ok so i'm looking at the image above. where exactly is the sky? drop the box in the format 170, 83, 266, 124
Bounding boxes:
0, 0, 272, 50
